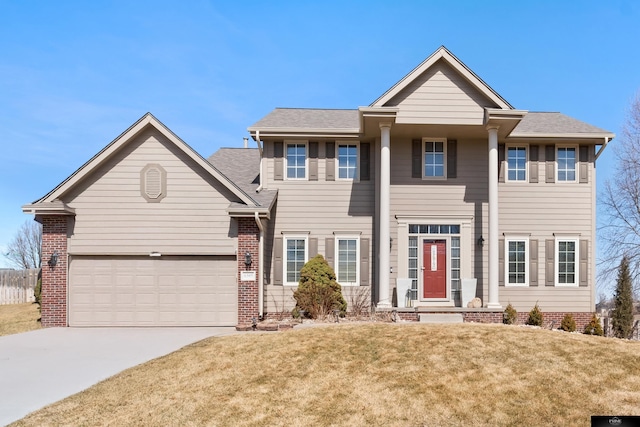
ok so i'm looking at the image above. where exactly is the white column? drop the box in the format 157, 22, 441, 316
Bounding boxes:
487, 126, 502, 309
378, 123, 392, 308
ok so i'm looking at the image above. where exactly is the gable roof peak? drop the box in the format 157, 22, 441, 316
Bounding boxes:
370, 46, 513, 110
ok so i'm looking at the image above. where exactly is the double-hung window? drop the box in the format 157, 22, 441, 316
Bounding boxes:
557, 147, 576, 182
507, 146, 527, 182
423, 138, 446, 178
338, 144, 358, 179
556, 238, 578, 286
505, 237, 528, 286
284, 236, 307, 285
336, 237, 359, 286
286, 143, 307, 179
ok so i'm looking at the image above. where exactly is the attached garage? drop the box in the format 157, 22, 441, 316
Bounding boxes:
69, 256, 237, 327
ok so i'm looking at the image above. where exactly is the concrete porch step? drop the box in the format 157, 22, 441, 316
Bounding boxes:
419, 313, 464, 324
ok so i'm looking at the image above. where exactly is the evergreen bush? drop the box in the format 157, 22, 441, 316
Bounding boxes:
526, 303, 544, 326
560, 313, 576, 332
612, 256, 634, 338
503, 303, 517, 325
34, 278, 42, 306
583, 313, 604, 336
293, 254, 347, 319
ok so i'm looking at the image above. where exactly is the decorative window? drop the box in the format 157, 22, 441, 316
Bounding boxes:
336, 237, 359, 286
337, 144, 358, 179
284, 236, 307, 285
140, 164, 166, 202
286, 143, 307, 179
556, 238, 578, 286
557, 147, 577, 182
505, 237, 528, 286
423, 138, 447, 178
507, 146, 527, 181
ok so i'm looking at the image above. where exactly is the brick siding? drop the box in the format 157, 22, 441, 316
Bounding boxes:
237, 217, 260, 327
40, 216, 68, 327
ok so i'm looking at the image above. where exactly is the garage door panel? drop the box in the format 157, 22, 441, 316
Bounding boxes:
69, 256, 237, 326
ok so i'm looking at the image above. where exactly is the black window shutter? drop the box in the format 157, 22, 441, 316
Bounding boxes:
579, 145, 589, 183
274, 141, 284, 181
326, 142, 335, 181
360, 143, 370, 181
309, 141, 318, 181
447, 140, 457, 179
529, 145, 539, 183
498, 144, 505, 183
545, 145, 555, 183
412, 139, 422, 178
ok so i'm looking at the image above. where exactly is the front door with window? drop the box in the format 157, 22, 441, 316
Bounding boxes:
423, 239, 447, 299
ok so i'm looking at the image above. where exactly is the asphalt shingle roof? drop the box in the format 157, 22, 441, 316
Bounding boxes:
207, 148, 277, 208
249, 108, 359, 130
512, 112, 612, 135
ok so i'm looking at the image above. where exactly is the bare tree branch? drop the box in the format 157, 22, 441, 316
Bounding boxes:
599, 92, 640, 295
4, 220, 42, 269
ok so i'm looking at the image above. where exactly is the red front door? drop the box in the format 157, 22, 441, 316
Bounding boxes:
423, 240, 447, 299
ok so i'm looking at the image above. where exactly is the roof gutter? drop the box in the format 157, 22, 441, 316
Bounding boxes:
595, 136, 613, 161
254, 212, 264, 319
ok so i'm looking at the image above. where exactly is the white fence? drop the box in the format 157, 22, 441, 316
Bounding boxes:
0, 269, 39, 304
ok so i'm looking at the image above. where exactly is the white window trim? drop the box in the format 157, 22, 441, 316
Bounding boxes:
504, 236, 529, 287
555, 236, 579, 287
334, 235, 360, 286
283, 235, 308, 286
556, 145, 578, 183
284, 140, 308, 181
505, 144, 528, 183
422, 137, 447, 180
336, 141, 360, 181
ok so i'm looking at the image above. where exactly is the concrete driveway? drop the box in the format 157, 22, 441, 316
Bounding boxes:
0, 327, 241, 426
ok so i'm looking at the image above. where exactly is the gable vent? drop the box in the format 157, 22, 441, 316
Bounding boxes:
141, 164, 166, 202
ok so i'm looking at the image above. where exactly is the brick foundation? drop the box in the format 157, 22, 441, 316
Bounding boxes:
40, 216, 69, 327
237, 218, 260, 328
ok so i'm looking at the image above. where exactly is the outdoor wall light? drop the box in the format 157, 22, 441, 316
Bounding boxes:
477, 236, 485, 247
48, 251, 59, 268
244, 251, 252, 267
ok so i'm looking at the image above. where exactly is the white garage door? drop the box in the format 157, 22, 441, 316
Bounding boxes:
69, 256, 237, 326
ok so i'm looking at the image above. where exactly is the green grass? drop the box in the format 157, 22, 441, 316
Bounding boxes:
11, 323, 640, 426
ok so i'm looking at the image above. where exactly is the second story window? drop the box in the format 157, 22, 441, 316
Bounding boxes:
286, 143, 307, 179
338, 144, 358, 179
507, 146, 527, 181
424, 139, 446, 178
557, 147, 576, 182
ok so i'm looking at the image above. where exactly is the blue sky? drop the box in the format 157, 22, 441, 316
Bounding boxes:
1, 1, 639, 275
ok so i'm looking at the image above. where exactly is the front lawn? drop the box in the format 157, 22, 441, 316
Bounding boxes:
0, 303, 41, 337
11, 323, 640, 426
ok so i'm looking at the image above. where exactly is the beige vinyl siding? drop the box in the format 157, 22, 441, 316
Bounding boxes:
262, 141, 375, 313
65, 128, 239, 255
388, 137, 595, 313
389, 138, 486, 300
383, 59, 499, 125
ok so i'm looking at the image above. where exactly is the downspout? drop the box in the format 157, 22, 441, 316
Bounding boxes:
254, 211, 264, 319
594, 136, 611, 161
255, 130, 264, 193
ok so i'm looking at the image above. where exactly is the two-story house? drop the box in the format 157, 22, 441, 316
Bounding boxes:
24, 46, 613, 328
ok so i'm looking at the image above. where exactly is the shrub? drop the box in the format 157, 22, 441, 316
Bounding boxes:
526, 303, 544, 326
503, 303, 517, 325
560, 313, 576, 332
293, 254, 347, 319
612, 256, 634, 338
34, 278, 42, 306
583, 313, 604, 336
